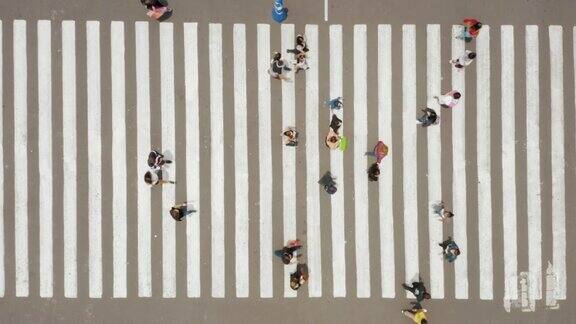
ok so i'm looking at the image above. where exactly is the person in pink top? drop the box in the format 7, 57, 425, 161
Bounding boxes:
434, 90, 461, 109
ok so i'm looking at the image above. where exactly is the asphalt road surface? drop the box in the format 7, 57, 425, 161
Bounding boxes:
1, 0, 575, 323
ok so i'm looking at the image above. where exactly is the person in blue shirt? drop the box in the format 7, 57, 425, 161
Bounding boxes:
439, 236, 460, 263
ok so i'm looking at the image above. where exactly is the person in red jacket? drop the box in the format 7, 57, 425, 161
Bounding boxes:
456, 18, 483, 42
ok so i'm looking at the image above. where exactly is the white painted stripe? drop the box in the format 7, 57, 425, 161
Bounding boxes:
13, 20, 28, 297
549, 25, 566, 300
160, 22, 176, 298
377, 24, 395, 298
135, 21, 151, 298
451, 25, 468, 299
209, 23, 225, 298
86, 20, 102, 298
183, 22, 200, 298
402, 24, 419, 291
257, 24, 273, 298
38, 20, 53, 298
501, 25, 518, 301
526, 25, 542, 301
305, 24, 322, 298
324, 0, 328, 21
62, 20, 77, 298
329, 24, 346, 298
426, 24, 443, 299
0, 20, 4, 298
111, 21, 127, 298
281, 24, 297, 298
353, 24, 370, 298
233, 24, 249, 298
476, 25, 493, 300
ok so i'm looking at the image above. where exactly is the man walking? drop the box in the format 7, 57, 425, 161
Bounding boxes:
439, 236, 461, 263
401, 278, 431, 302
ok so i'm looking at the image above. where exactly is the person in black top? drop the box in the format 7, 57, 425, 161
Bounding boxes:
368, 162, 380, 182
416, 108, 438, 127
402, 278, 431, 302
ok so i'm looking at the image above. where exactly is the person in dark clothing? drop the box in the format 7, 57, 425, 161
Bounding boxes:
416, 108, 439, 127
169, 202, 195, 221
319, 171, 337, 194
402, 278, 431, 302
329, 114, 342, 133
275, 239, 302, 264
287, 34, 309, 55
148, 150, 172, 169
368, 162, 380, 182
289, 263, 309, 290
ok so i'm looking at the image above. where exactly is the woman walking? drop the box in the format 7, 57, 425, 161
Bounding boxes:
144, 169, 175, 186
434, 90, 461, 109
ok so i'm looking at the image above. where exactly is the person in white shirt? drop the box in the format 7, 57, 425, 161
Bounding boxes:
432, 201, 454, 222
450, 50, 476, 69
434, 90, 461, 109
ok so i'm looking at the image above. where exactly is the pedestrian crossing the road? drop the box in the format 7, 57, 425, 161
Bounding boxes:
0, 20, 571, 305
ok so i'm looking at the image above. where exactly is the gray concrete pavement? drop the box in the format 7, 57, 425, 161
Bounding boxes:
1, 1, 576, 323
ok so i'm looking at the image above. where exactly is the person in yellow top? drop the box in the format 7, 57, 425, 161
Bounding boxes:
401, 306, 427, 324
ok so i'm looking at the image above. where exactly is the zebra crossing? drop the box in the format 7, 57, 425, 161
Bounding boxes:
0, 20, 570, 302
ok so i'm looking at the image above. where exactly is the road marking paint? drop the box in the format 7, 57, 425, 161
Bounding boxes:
426, 24, 443, 299
501, 25, 518, 301
451, 25, 469, 299
62, 20, 78, 298
38, 20, 53, 298
477, 25, 493, 300
209, 23, 225, 298
135, 21, 152, 298
353, 24, 370, 298
305, 24, 322, 298
329, 24, 346, 298
233, 24, 249, 298
86, 20, 102, 298
526, 25, 542, 301
160, 22, 176, 298
402, 24, 419, 292
549, 25, 566, 300
184, 22, 201, 298
111, 21, 127, 298
377, 24, 395, 298
281, 24, 297, 298
257, 24, 273, 298
324, 0, 328, 21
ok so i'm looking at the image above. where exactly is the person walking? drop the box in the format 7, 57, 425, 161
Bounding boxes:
372, 140, 389, 163
292, 53, 309, 73
401, 278, 431, 302
431, 201, 454, 222
147, 149, 172, 169
169, 202, 195, 221
319, 171, 337, 194
282, 127, 298, 146
401, 306, 428, 324
287, 34, 309, 56
268, 52, 291, 81
326, 97, 343, 110
434, 90, 461, 109
456, 18, 483, 42
368, 162, 380, 182
275, 239, 302, 264
450, 50, 476, 69
416, 108, 439, 127
439, 236, 461, 263
289, 263, 309, 290
140, 0, 173, 21
144, 169, 175, 186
